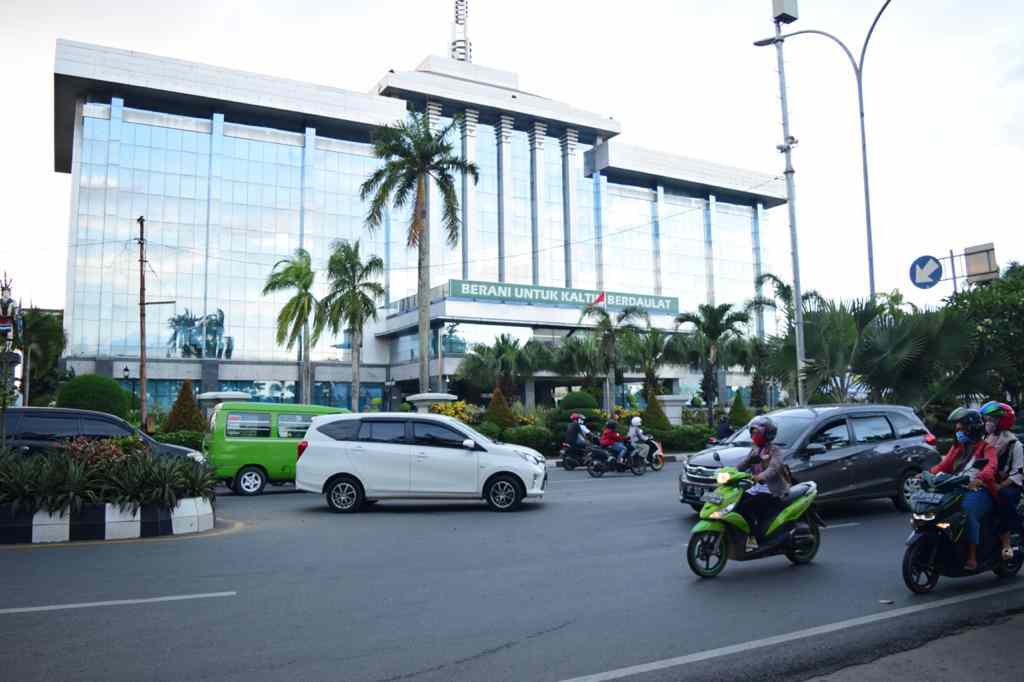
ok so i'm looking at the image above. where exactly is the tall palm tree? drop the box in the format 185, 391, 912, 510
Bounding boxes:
745, 272, 823, 331
620, 322, 688, 401
455, 334, 551, 400
263, 248, 319, 404
16, 308, 66, 406
580, 304, 646, 413
315, 240, 385, 413
360, 112, 479, 393
552, 334, 604, 392
675, 303, 750, 424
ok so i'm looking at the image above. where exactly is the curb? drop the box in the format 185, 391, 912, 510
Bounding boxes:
549, 454, 689, 468
0, 498, 215, 545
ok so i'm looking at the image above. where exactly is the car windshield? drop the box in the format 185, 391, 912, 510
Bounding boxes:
457, 422, 496, 444
727, 415, 813, 447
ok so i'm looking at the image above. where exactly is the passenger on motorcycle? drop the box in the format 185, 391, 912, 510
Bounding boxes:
980, 401, 1023, 561
627, 416, 646, 446
926, 407, 999, 570
600, 420, 628, 463
736, 415, 790, 541
565, 413, 588, 447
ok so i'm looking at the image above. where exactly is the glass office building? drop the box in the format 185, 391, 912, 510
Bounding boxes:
54, 40, 787, 409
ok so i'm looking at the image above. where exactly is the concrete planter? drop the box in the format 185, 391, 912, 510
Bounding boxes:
406, 392, 459, 413
657, 395, 691, 426
0, 497, 214, 545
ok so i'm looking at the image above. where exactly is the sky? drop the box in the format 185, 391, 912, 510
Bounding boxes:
0, 0, 1021, 311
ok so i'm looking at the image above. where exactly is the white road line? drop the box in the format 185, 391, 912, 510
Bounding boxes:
0, 591, 237, 616
823, 522, 861, 529
558, 583, 1024, 682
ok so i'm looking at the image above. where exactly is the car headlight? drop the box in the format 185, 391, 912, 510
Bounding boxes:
716, 471, 731, 485
912, 512, 935, 522
189, 451, 206, 464
517, 452, 544, 466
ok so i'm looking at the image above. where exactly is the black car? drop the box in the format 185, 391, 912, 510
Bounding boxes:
679, 405, 940, 512
1, 407, 203, 461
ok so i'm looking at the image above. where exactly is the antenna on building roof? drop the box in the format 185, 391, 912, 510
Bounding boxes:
450, 0, 472, 62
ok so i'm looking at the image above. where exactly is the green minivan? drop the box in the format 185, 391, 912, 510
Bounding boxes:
207, 402, 348, 495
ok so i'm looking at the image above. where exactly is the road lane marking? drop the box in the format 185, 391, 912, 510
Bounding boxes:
558, 582, 1024, 682
823, 522, 861, 529
0, 591, 237, 616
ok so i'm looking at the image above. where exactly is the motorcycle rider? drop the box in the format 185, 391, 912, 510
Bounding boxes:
926, 407, 999, 570
716, 416, 733, 442
736, 415, 790, 542
980, 401, 1023, 561
627, 416, 646, 447
564, 413, 591, 460
600, 420, 628, 464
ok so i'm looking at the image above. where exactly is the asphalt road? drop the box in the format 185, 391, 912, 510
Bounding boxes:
2, 462, 1022, 682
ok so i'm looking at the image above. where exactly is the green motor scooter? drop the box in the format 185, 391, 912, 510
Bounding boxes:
686, 467, 825, 578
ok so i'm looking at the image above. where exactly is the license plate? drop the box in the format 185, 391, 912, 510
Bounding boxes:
684, 485, 705, 499
700, 492, 723, 505
913, 491, 944, 504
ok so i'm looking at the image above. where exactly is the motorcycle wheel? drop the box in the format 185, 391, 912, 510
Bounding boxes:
902, 540, 940, 594
648, 454, 665, 471
784, 524, 821, 565
587, 460, 605, 478
687, 531, 728, 578
630, 455, 645, 476
562, 459, 576, 471
994, 534, 1023, 578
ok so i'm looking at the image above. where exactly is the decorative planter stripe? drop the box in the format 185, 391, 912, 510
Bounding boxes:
0, 498, 215, 545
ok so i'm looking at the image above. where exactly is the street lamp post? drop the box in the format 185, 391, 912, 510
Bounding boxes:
755, 0, 894, 301
123, 365, 135, 410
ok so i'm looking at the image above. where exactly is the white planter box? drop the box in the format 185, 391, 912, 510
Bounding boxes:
104, 504, 140, 540
31, 511, 69, 543
195, 498, 215, 532
171, 498, 198, 535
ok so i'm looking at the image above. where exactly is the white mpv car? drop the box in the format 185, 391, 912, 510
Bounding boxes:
296, 413, 547, 512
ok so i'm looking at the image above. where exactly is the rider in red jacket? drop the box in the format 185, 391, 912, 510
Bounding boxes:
600, 421, 628, 462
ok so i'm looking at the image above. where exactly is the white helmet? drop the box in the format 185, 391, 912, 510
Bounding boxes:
630, 416, 642, 427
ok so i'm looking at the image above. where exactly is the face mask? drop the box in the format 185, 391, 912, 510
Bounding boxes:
751, 430, 767, 447
984, 420, 997, 435
955, 430, 972, 444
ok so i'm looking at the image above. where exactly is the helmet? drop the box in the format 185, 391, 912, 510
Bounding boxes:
979, 401, 1015, 432
947, 407, 985, 441
605, 420, 618, 430
570, 412, 582, 423
630, 416, 642, 427
749, 415, 776, 447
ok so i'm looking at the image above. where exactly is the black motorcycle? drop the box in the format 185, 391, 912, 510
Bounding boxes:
560, 433, 607, 471
902, 470, 1022, 594
587, 444, 645, 477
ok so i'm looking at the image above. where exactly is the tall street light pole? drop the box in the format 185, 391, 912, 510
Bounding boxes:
756, 0, 894, 301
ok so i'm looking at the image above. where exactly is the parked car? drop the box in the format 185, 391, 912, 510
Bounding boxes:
206, 402, 348, 495
296, 413, 547, 512
679, 405, 940, 512
1, 407, 204, 461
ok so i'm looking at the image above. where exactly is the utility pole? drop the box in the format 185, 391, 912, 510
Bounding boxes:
137, 216, 148, 431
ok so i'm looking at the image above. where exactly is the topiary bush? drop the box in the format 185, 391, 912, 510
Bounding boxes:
484, 387, 517, 429
162, 380, 207, 433
156, 430, 206, 452
502, 425, 555, 456
728, 393, 753, 428
475, 421, 503, 441
647, 425, 714, 453
559, 391, 599, 411
642, 394, 672, 430
56, 374, 130, 419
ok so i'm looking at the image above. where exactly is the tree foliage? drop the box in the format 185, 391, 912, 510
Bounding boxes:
162, 380, 207, 433
484, 386, 517, 429
56, 374, 130, 419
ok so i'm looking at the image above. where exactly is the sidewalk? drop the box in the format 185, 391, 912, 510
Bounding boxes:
806, 613, 1024, 681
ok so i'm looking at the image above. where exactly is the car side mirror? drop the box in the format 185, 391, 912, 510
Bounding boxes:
462, 438, 476, 450
803, 443, 827, 457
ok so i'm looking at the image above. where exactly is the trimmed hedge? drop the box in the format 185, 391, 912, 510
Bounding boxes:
476, 422, 503, 441
728, 393, 753, 428
484, 387, 517, 429
647, 425, 714, 453
642, 394, 672, 430
163, 380, 207, 433
502, 425, 554, 455
56, 374, 130, 419
156, 430, 205, 452
559, 391, 599, 410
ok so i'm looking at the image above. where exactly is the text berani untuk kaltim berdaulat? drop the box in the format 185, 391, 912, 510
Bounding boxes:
449, 279, 678, 314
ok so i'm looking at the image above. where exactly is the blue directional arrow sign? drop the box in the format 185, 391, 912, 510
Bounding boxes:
910, 255, 943, 289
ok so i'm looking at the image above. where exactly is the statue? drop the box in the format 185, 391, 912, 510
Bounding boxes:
0, 273, 23, 352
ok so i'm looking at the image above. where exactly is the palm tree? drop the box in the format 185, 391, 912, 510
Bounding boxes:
360, 112, 479, 393
745, 272, 823, 331
620, 322, 688, 401
16, 308, 66, 406
315, 240, 385, 413
455, 334, 551, 400
580, 304, 647, 413
263, 248, 319, 404
552, 334, 604, 392
675, 303, 750, 425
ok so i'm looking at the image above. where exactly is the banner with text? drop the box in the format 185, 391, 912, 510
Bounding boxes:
447, 280, 679, 315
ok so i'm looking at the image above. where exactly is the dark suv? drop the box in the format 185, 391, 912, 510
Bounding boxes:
2, 407, 203, 461
679, 405, 940, 512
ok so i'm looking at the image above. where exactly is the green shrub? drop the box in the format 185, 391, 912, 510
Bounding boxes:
156, 430, 206, 452
647, 425, 714, 453
503, 425, 554, 456
559, 391, 599, 411
484, 387, 517, 429
162, 380, 207, 433
56, 374, 130, 419
476, 421, 503, 441
689, 395, 704, 408
399, 402, 412, 412
728, 393, 753, 428
642, 394, 672, 430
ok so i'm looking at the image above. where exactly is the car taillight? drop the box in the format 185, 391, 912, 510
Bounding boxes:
297, 440, 309, 461
924, 432, 937, 445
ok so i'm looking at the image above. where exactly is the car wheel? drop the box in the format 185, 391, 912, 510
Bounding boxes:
326, 476, 364, 513
485, 475, 523, 512
893, 469, 921, 512
234, 466, 266, 496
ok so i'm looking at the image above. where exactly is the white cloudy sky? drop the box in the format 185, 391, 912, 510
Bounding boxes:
1, 0, 1021, 310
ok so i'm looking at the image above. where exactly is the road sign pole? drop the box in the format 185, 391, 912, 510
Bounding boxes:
949, 249, 958, 294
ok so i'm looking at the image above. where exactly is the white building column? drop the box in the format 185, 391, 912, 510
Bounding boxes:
495, 114, 514, 282
528, 121, 547, 285
559, 128, 578, 289
654, 184, 665, 295
705, 194, 717, 305
460, 109, 478, 280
